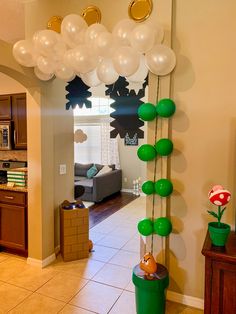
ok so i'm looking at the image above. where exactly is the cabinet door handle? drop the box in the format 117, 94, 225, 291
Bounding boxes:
14, 130, 16, 145
4, 196, 14, 200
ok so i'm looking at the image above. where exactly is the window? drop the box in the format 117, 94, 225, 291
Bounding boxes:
74, 124, 101, 164
74, 96, 113, 164
73, 96, 114, 116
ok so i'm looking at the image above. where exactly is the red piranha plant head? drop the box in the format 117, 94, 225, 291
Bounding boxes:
208, 185, 231, 206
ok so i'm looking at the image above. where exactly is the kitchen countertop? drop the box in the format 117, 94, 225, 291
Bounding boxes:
0, 184, 27, 193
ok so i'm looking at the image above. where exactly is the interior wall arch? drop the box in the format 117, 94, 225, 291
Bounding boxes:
0, 39, 74, 263
0, 64, 46, 260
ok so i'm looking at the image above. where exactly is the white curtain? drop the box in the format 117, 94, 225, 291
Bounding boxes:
101, 122, 120, 169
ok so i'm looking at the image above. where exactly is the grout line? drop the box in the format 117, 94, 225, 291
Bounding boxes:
90, 278, 131, 291
6, 290, 34, 312
107, 289, 125, 314
33, 291, 67, 304
65, 279, 91, 305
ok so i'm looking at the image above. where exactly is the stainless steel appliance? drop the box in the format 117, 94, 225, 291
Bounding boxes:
0, 160, 27, 184
0, 121, 13, 150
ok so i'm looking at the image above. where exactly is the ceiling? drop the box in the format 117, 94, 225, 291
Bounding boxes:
0, 0, 25, 44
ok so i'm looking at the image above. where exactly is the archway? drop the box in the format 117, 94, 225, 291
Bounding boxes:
0, 39, 74, 265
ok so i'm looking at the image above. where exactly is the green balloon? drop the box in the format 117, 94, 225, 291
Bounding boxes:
154, 217, 172, 236
137, 144, 157, 161
138, 103, 157, 121
154, 179, 173, 197
138, 218, 153, 236
142, 181, 155, 195
156, 98, 176, 117
155, 138, 173, 156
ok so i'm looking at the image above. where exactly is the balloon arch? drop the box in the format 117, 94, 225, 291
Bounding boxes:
12, 14, 176, 86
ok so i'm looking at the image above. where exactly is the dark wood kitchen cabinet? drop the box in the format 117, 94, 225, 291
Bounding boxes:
11, 93, 27, 149
0, 95, 12, 119
0, 190, 27, 256
202, 231, 236, 314
0, 93, 27, 149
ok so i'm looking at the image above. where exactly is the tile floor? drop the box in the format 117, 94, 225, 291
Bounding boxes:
0, 196, 203, 313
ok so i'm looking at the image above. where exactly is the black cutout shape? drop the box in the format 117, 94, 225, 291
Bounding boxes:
65, 76, 92, 110
106, 76, 148, 139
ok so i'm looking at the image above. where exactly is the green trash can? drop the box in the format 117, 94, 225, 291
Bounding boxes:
132, 263, 169, 314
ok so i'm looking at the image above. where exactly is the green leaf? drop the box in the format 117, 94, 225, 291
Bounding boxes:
207, 210, 219, 219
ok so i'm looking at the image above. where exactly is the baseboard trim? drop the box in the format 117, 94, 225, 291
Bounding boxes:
121, 188, 134, 193
27, 252, 56, 268
54, 245, 60, 256
166, 290, 204, 310
121, 189, 146, 197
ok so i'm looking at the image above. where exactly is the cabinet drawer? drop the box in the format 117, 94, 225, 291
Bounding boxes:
0, 190, 26, 205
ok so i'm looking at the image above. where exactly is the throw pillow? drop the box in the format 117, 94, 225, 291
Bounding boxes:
95, 164, 104, 172
75, 163, 93, 176
95, 165, 112, 176
87, 165, 98, 179
95, 164, 116, 171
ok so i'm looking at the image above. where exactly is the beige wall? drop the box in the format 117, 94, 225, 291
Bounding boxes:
0, 72, 27, 94
118, 137, 146, 190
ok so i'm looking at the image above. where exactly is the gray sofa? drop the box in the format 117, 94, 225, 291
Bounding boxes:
74, 163, 122, 202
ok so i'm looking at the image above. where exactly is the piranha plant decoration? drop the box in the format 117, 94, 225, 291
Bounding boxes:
207, 185, 231, 246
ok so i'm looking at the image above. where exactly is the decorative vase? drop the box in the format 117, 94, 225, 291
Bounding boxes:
208, 222, 231, 246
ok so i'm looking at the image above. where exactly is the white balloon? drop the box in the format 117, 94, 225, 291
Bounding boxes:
130, 24, 155, 53
33, 29, 60, 56
126, 55, 148, 83
53, 38, 67, 61
36, 55, 57, 74
144, 21, 164, 44
145, 44, 176, 76
63, 49, 75, 68
85, 23, 107, 47
81, 69, 102, 87
97, 59, 119, 85
112, 46, 140, 77
61, 14, 88, 48
94, 32, 118, 58
77, 28, 86, 45
13, 40, 37, 67
55, 63, 75, 82
34, 67, 54, 81
69, 45, 99, 74
112, 19, 136, 45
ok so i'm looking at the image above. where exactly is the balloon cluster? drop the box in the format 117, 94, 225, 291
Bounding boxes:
12, 15, 176, 85
138, 217, 172, 237
136, 97, 176, 238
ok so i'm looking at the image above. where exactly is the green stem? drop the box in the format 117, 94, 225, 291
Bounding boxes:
218, 206, 221, 227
